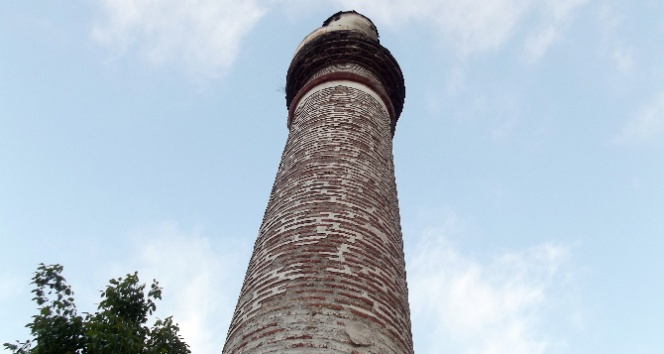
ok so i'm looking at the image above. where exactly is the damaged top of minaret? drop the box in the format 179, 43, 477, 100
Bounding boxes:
286, 10, 405, 131
295, 11, 379, 53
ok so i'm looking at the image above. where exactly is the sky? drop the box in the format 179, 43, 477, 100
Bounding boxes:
1, 1, 663, 353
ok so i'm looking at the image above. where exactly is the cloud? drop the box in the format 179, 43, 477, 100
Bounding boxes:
596, 2, 623, 34
616, 91, 664, 144
408, 215, 574, 354
523, 0, 589, 63
612, 46, 634, 73
594, 3, 636, 74
92, 0, 267, 78
334, 0, 586, 59
523, 25, 559, 63
120, 221, 248, 354
335, 0, 528, 55
90, 0, 592, 78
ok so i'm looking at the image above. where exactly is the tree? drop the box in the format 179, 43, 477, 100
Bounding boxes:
4, 264, 190, 354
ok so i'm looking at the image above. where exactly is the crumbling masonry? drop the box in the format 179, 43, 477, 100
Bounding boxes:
223, 11, 413, 353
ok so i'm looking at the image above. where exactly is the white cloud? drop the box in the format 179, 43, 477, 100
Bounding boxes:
335, 0, 529, 55
523, 25, 559, 63
92, 0, 267, 78
334, 0, 586, 60
613, 46, 634, 73
523, 0, 589, 63
595, 3, 636, 74
596, 2, 621, 33
616, 92, 664, 144
408, 216, 573, 354
90, 0, 591, 78
120, 221, 248, 354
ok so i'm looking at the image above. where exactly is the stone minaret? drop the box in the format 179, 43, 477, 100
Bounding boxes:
223, 11, 411, 353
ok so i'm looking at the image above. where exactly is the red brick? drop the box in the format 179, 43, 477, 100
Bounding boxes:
223, 11, 412, 354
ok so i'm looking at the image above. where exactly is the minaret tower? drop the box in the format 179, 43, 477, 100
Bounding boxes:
223, 11, 411, 353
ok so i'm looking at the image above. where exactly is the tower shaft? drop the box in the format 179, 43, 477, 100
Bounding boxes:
224, 11, 411, 353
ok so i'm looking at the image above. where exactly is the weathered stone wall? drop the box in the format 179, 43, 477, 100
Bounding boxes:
286, 28, 405, 131
222, 11, 412, 354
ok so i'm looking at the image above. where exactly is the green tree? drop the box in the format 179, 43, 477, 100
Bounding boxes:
4, 264, 190, 354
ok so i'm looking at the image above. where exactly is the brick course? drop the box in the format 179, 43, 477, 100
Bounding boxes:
223, 12, 412, 354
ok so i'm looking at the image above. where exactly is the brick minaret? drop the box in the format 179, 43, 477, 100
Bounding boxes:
223, 11, 411, 353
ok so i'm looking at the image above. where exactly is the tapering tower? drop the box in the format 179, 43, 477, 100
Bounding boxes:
223, 11, 411, 353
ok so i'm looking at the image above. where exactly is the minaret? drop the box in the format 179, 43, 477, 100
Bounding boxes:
223, 11, 411, 353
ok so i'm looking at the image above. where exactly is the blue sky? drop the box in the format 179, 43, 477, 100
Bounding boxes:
1, 1, 663, 353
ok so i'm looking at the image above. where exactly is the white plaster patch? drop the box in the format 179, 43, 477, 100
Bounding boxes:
346, 322, 374, 347
295, 12, 378, 53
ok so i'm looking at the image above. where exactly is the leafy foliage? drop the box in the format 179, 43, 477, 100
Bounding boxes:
4, 264, 190, 354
